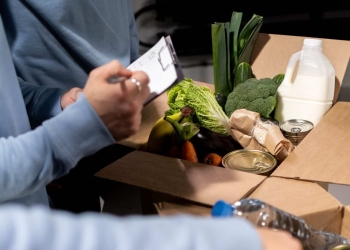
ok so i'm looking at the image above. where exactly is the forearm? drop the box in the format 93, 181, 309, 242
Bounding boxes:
19, 78, 67, 127
0, 95, 114, 202
0, 205, 263, 250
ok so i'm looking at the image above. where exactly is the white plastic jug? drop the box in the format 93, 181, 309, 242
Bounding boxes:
274, 38, 335, 127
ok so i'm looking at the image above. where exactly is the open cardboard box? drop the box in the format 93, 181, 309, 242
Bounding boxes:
95, 33, 350, 235
270, 101, 350, 237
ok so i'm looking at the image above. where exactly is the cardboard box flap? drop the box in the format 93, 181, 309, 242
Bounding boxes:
95, 150, 266, 206
249, 177, 343, 233
154, 199, 212, 217
341, 205, 350, 238
272, 102, 350, 185
251, 34, 350, 101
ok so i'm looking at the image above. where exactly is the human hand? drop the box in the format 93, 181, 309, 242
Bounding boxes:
257, 228, 302, 250
83, 60, 150, 141
61, 87, 83, 109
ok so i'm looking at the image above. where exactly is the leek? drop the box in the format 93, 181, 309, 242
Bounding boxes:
211, 11, 263, 111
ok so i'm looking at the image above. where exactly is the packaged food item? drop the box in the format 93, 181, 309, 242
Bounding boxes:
222, 149, 277, 175
274, 38, 335, 127
229, 109, 295, 162
279, 119, 314, 146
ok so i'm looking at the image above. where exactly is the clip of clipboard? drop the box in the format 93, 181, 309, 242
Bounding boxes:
107, 36, 184, 105
158, 39, 179, 71
159, 36, 184, 82
143, 36, 184, 105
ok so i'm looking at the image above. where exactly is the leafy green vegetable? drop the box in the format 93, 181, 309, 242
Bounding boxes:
230, 12, 243, 73
273, 73, 285, 87
237, 14, 263, 64
234, 62, 253, 89
211, 11, 263, 110
212, 23, 230, 98
166, 78, 230, 135
164, 116, 200, 145
225, 78, 279, 118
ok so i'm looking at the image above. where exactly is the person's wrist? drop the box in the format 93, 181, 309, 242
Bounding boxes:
60, 87, 83, 109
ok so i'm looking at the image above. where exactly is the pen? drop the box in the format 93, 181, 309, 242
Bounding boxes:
107, 76, 128, 84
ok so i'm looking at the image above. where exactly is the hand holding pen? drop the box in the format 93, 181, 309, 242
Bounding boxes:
82, 60, 150, 141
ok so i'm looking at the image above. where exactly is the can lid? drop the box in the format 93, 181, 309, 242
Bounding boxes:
280, 119, 314, 136
331, 245, 350, 250
211, 200, 234, 217
222, 150, 277, 174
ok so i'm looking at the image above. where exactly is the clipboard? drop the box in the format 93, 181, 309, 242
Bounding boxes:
126, 36, 184, 105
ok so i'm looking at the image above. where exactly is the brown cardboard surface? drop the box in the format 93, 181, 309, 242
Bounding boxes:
248, 177, 343, 234
272, 102, 350, 186
154, 199, 212, 217
341, 206, 350, 238
251, 33, 350, 102
95, 150, 266, 206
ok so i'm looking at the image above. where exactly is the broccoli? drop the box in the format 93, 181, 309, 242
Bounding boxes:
225, 77, 278, 118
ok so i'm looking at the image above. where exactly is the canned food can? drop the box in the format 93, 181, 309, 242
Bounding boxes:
279, 119, 314, 146
222, 149, 277, 174
331, 245, 350, 250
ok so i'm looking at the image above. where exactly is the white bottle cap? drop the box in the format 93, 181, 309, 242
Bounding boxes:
303, 38, 322, 47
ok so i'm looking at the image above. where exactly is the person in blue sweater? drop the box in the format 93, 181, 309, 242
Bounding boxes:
0, 0, 144, 211
0, 11, 302, 250
1, 0, 139, 90
0, 11, 150, 206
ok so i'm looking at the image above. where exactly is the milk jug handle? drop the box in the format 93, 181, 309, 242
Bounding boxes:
281, 51, 301, 86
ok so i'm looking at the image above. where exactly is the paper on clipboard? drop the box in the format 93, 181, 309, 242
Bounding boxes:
127, 36, 184, 104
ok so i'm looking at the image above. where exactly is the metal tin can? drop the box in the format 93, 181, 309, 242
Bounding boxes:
331, 245, 350, 250
222, 149, 277, 174
279, 119, 314, 146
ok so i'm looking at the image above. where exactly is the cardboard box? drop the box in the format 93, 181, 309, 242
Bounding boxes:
271, 101, 350, 186
95, 150, 266, 208
341, 205, 350, 238
95, 33, 350, 234
248, 177, 343, 234
151, 177, 344, 234
268, 102, 350, 236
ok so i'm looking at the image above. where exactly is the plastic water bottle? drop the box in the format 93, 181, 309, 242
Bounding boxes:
274, 38, 335, 127
212, 198, 350, 250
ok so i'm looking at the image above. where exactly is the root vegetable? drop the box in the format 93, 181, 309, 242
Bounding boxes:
203, 153, 222, 166
181, 141, 198, 162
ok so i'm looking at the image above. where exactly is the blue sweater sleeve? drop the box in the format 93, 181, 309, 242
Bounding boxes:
0, 204, 263, 250
0, 94, 114, 202
127, 0, 140, 63
18, 77, 67, 127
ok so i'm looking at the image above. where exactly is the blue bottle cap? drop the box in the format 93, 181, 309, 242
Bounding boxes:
211, 200, 234, 217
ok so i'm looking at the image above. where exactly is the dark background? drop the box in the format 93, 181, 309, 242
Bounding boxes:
136, 2, 350, 56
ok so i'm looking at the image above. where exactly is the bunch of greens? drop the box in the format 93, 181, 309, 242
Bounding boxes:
212, 11, 263, 110
166, 78, 230, 136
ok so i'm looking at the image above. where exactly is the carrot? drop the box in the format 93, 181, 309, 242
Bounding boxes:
202, 153, 222, 166
181, 140, 198, 162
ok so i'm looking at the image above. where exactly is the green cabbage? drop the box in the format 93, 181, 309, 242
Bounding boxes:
166, 78, 230, 135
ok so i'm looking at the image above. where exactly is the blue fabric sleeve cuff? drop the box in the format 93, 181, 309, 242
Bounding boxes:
42, 93, 115, 166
